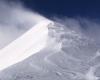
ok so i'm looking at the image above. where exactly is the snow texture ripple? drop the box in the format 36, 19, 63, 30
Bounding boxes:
0, 20, 100, 80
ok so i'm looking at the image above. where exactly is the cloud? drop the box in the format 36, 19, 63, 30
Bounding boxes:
0, 1, 46, 49
0, 0, 100, 51
52, 17, 100, 45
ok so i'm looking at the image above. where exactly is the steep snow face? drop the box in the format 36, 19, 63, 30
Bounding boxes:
0, 20, 54, 71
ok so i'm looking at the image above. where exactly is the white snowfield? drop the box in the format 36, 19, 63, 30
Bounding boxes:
0, 20, 53, 71
0, 20, 100, 80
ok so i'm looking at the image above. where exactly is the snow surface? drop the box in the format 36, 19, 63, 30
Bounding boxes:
0, 20, 100, 80
0, 20, 53, 71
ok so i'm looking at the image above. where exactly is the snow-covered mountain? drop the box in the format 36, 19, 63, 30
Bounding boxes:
0, 20, 100, 80
0, 20, 54, 71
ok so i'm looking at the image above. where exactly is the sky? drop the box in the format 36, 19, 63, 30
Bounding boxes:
0, 0, 100, 49
20, 0, 100, 19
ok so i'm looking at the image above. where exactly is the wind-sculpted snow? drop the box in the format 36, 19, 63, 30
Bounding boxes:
0, 20, 53, 71
0, 20, 100, 80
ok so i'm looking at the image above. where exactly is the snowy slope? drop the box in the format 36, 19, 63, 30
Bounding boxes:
0, 20, 53, 71
0, 20, 100, 80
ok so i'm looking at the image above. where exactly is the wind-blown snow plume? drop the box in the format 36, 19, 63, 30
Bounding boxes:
53, 17, 100, 43
0, 1, 100, 50
0, 1, 100, 80
0, 1, 46, 49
